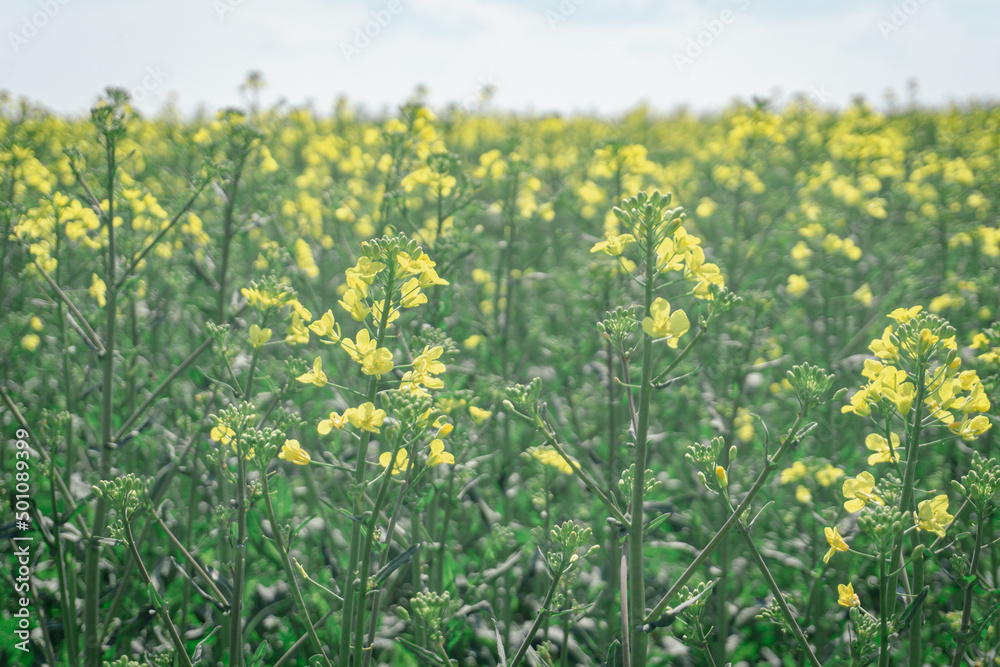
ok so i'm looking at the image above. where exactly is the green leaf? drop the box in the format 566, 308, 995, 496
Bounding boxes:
373, 544, 419, 587
605, 639, 623, 667
643, 512, 672, 536
896, 586, 927, 630
248, 640, 269, 667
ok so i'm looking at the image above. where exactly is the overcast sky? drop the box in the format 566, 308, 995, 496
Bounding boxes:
1, 0, 998, 117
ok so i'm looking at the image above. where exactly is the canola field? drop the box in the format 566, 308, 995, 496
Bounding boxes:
2, 89, 1000, 667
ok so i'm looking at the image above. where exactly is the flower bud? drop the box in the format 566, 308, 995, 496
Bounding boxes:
715, 465, 728, 489
729, 445, 738, 462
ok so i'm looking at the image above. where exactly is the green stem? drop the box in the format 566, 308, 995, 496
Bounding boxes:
950, 508, 986, 667
560, 597, 571, 667
115, 177, 210, 289
49, 427, 79, 667
645, 415, 806, 624
534, 417, 628, 528
509, 566, 563, 667
180, 456, 200, 640
84, 134, 118, 667
216, 156, 247, 323
907, 532, 926, 667
627, 221, 657, 667
880, 361, 926, 667
29, 256, 104, 355
262, 473, 336, 667
733, 510, 821, 667
124, 522, 194, 667
339, 270, 395, 666
113, 337, 213, 442
0, 168, 16, 308
151, 511, 230, 609
362, 437, 422, 667
229, 451, 248, 666
879, 551, 890, 666
354, 457, 396, 665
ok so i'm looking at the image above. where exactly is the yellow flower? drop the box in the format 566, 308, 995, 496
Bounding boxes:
29, 316, 43, 331
345, 257, 386, 296
786, 274, 808, 297
915, 495, 953, 538
288, 299, 312, 322
401, 346, 447, 393
342, 329, 377, 362
89, 273, 107, 307
414, 346, 446, 375
210, 424, 235, 445
469, 406, 492, 424
842, 471, 885, 513
379, 448, 410, 475
853, 283, 874, 307
285, 313, 310, 344
278, 439, 311, 465
695, 197, 717, 218
436, 397, 466, 414
841, 387, 872, 416
464, 335, 482, 349
308, 310, 341, 343
865, 433, 901, 465
887, 305, 922, 324
361, 347, 394, 377
780, 461, 807, 485
371, 299, 400, 325
590, 231, 635, 257
948, 415, 991, 441
795, 485, 812, 504
716, 466, 729, 488
531, 446, 578, 475
641, 298, 690, 347
869, 325, 899, 362
684, 246, 725, 298
294, 238, 319, 278
296, 356, 328, 387
248, 324, 272, 349
400, 277, 427, 308
823, 527, 849, 564
339, 288, 371, 321
815, 465, 845, 487
837, 583, 860, 608
20, 334, 40, 351
345, 402, 386, 433
882, 379, 916, 415
427, 439, 454, 467
790, 241, 812, 261
318, 411, 348, 435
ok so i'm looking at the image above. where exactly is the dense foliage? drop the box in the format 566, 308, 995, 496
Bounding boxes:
2, 88, 1000, 666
